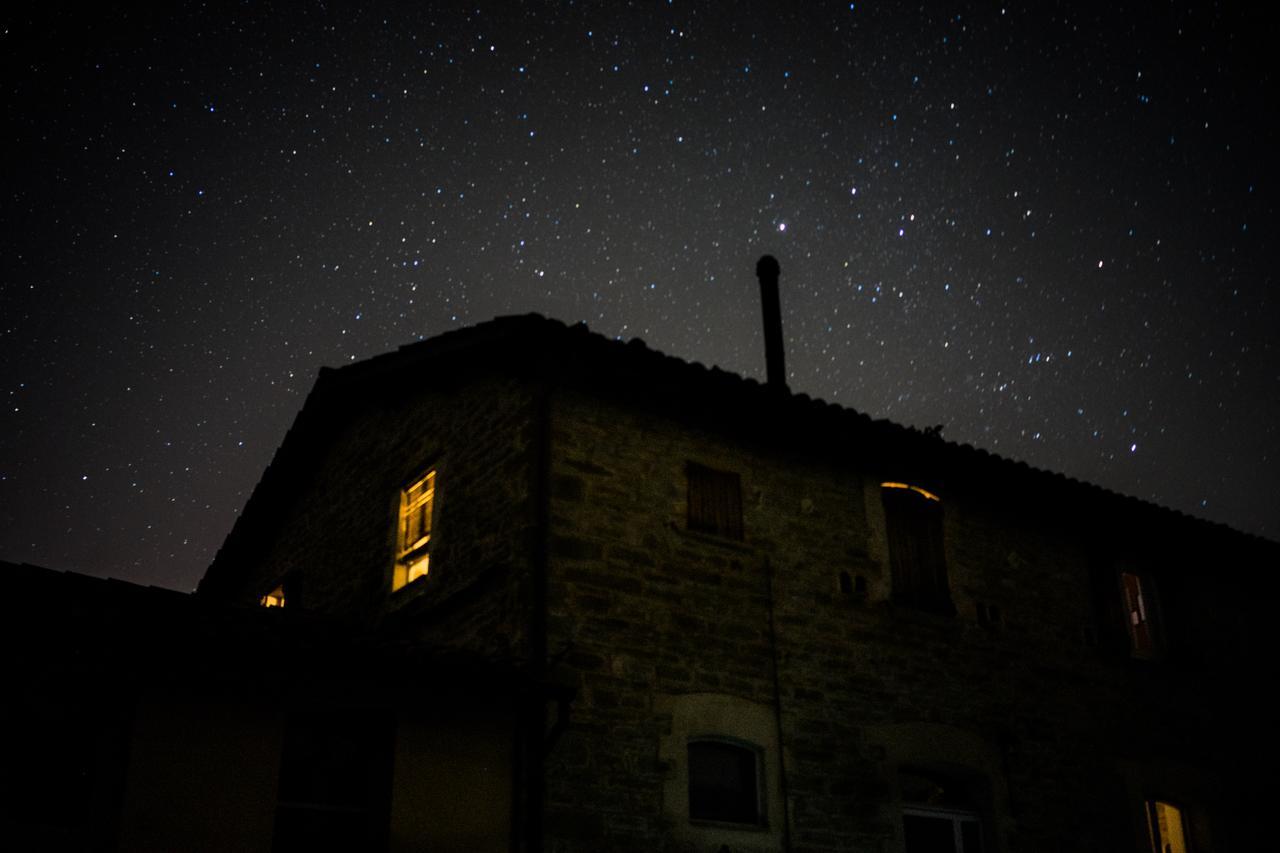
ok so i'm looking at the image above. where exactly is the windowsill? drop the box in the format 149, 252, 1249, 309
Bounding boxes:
675, 525, 754, 553
389, 575, 431, 607
892, 596, 956, 618
688, 817, 770, 833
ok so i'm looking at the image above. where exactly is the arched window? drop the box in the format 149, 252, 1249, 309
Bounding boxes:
881, 483, 952, 613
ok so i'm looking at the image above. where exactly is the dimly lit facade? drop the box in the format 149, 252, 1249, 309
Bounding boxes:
6, 314, 1274, 851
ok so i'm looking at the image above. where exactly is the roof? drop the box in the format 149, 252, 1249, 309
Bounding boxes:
201, 314, 1276, 595
3, 559, 555, 695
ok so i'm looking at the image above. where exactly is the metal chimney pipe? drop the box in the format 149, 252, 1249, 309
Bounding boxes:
755, 255, 787, 391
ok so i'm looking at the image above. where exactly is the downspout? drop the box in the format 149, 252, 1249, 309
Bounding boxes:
525, 380, 554, 853
764, 555, 793, 852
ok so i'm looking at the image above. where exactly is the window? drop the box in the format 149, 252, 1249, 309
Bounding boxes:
260, 583, 286, 608
657, 693, 783, 849
1145, 800, 1189, 853
687, 462, 743, 540
900, 770, 984, 853
273, 709, 393, 852
394, 469, 436, 591
902, 808, 984, 853
1120, 571, 1159, 658
881, 482, 952, 613
687, 739, 763, 826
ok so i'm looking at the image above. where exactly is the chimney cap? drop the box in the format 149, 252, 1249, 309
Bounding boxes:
756, 255, 780, 279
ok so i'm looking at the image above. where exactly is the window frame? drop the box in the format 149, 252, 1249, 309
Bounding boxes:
901, 805, 984, 853
1144, 798, 1191, 853
393, 467, 438, 592
686, 462, 745, 541
880, 481, 953, 614
260, 583, 286, 608
1118, 569, 1162, 659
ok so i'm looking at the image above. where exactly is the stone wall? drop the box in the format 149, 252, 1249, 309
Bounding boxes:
541, 387, 1254, 853
217, 374, 538, 660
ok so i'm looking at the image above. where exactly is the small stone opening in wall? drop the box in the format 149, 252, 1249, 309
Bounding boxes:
838, 572, 868, 597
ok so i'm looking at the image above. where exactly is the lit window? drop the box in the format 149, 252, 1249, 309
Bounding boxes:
882, 481, 941, 502
1120, 571, 1158, 657
688, 739, 763, 826
394, 469, 436, 591
881, 482, 952, 613
260, 584, 286, 608
1146, 800, 1189, 853
687, 462, 743, 540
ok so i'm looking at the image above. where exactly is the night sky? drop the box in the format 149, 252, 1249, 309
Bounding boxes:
3, 3, 1276, 592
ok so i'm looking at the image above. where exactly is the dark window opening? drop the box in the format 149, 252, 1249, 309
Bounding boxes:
273, 709, 393, 853
1120, 571, 1160, 658
688, 739, 762, 825
903, 810, 984, 853
839, 571, 854, 594
687, 463, 744, 541
881, 484, 952, 613
900, 770, 984, 853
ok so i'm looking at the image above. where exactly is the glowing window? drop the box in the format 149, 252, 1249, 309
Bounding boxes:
1146, 800, 1188, 853
394, 469, 436, 591
260, 584, 286, 608
1120, 571, 1158, 657
881, 482, 952, 613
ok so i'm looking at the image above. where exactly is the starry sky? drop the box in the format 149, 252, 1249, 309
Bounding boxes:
2, 2, 1276, 591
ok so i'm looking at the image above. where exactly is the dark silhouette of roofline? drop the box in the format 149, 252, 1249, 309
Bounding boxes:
200, 314, 1275, 596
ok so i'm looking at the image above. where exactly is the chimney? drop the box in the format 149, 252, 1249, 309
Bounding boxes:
755, 255, 787, 391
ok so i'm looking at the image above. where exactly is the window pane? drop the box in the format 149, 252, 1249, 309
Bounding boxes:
687, 463, 743, 540
960, 818, 984, 853
1121, 572, 1156, 656
395, 469, 436, 590
903, 813, 956, 853
1149, 801, 1188, 853
688, 740, 760, 824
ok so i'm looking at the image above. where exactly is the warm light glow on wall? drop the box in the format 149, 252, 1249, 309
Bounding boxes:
394, 469, 436, 591
880, 481, 941, 502
1147, 801, 1188, 853
260, 584, 285, 608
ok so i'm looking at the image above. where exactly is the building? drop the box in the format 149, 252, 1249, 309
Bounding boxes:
6, 309, 1275, 852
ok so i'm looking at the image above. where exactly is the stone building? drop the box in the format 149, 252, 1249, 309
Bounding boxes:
195, 312, 1272, 852
6, 311, 1273, 852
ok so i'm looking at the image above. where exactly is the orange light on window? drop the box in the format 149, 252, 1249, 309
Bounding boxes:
1146, 801, 1188, 853
260, 584, 286, 608
880, 481, 941, 502
394, 469, 436, 591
